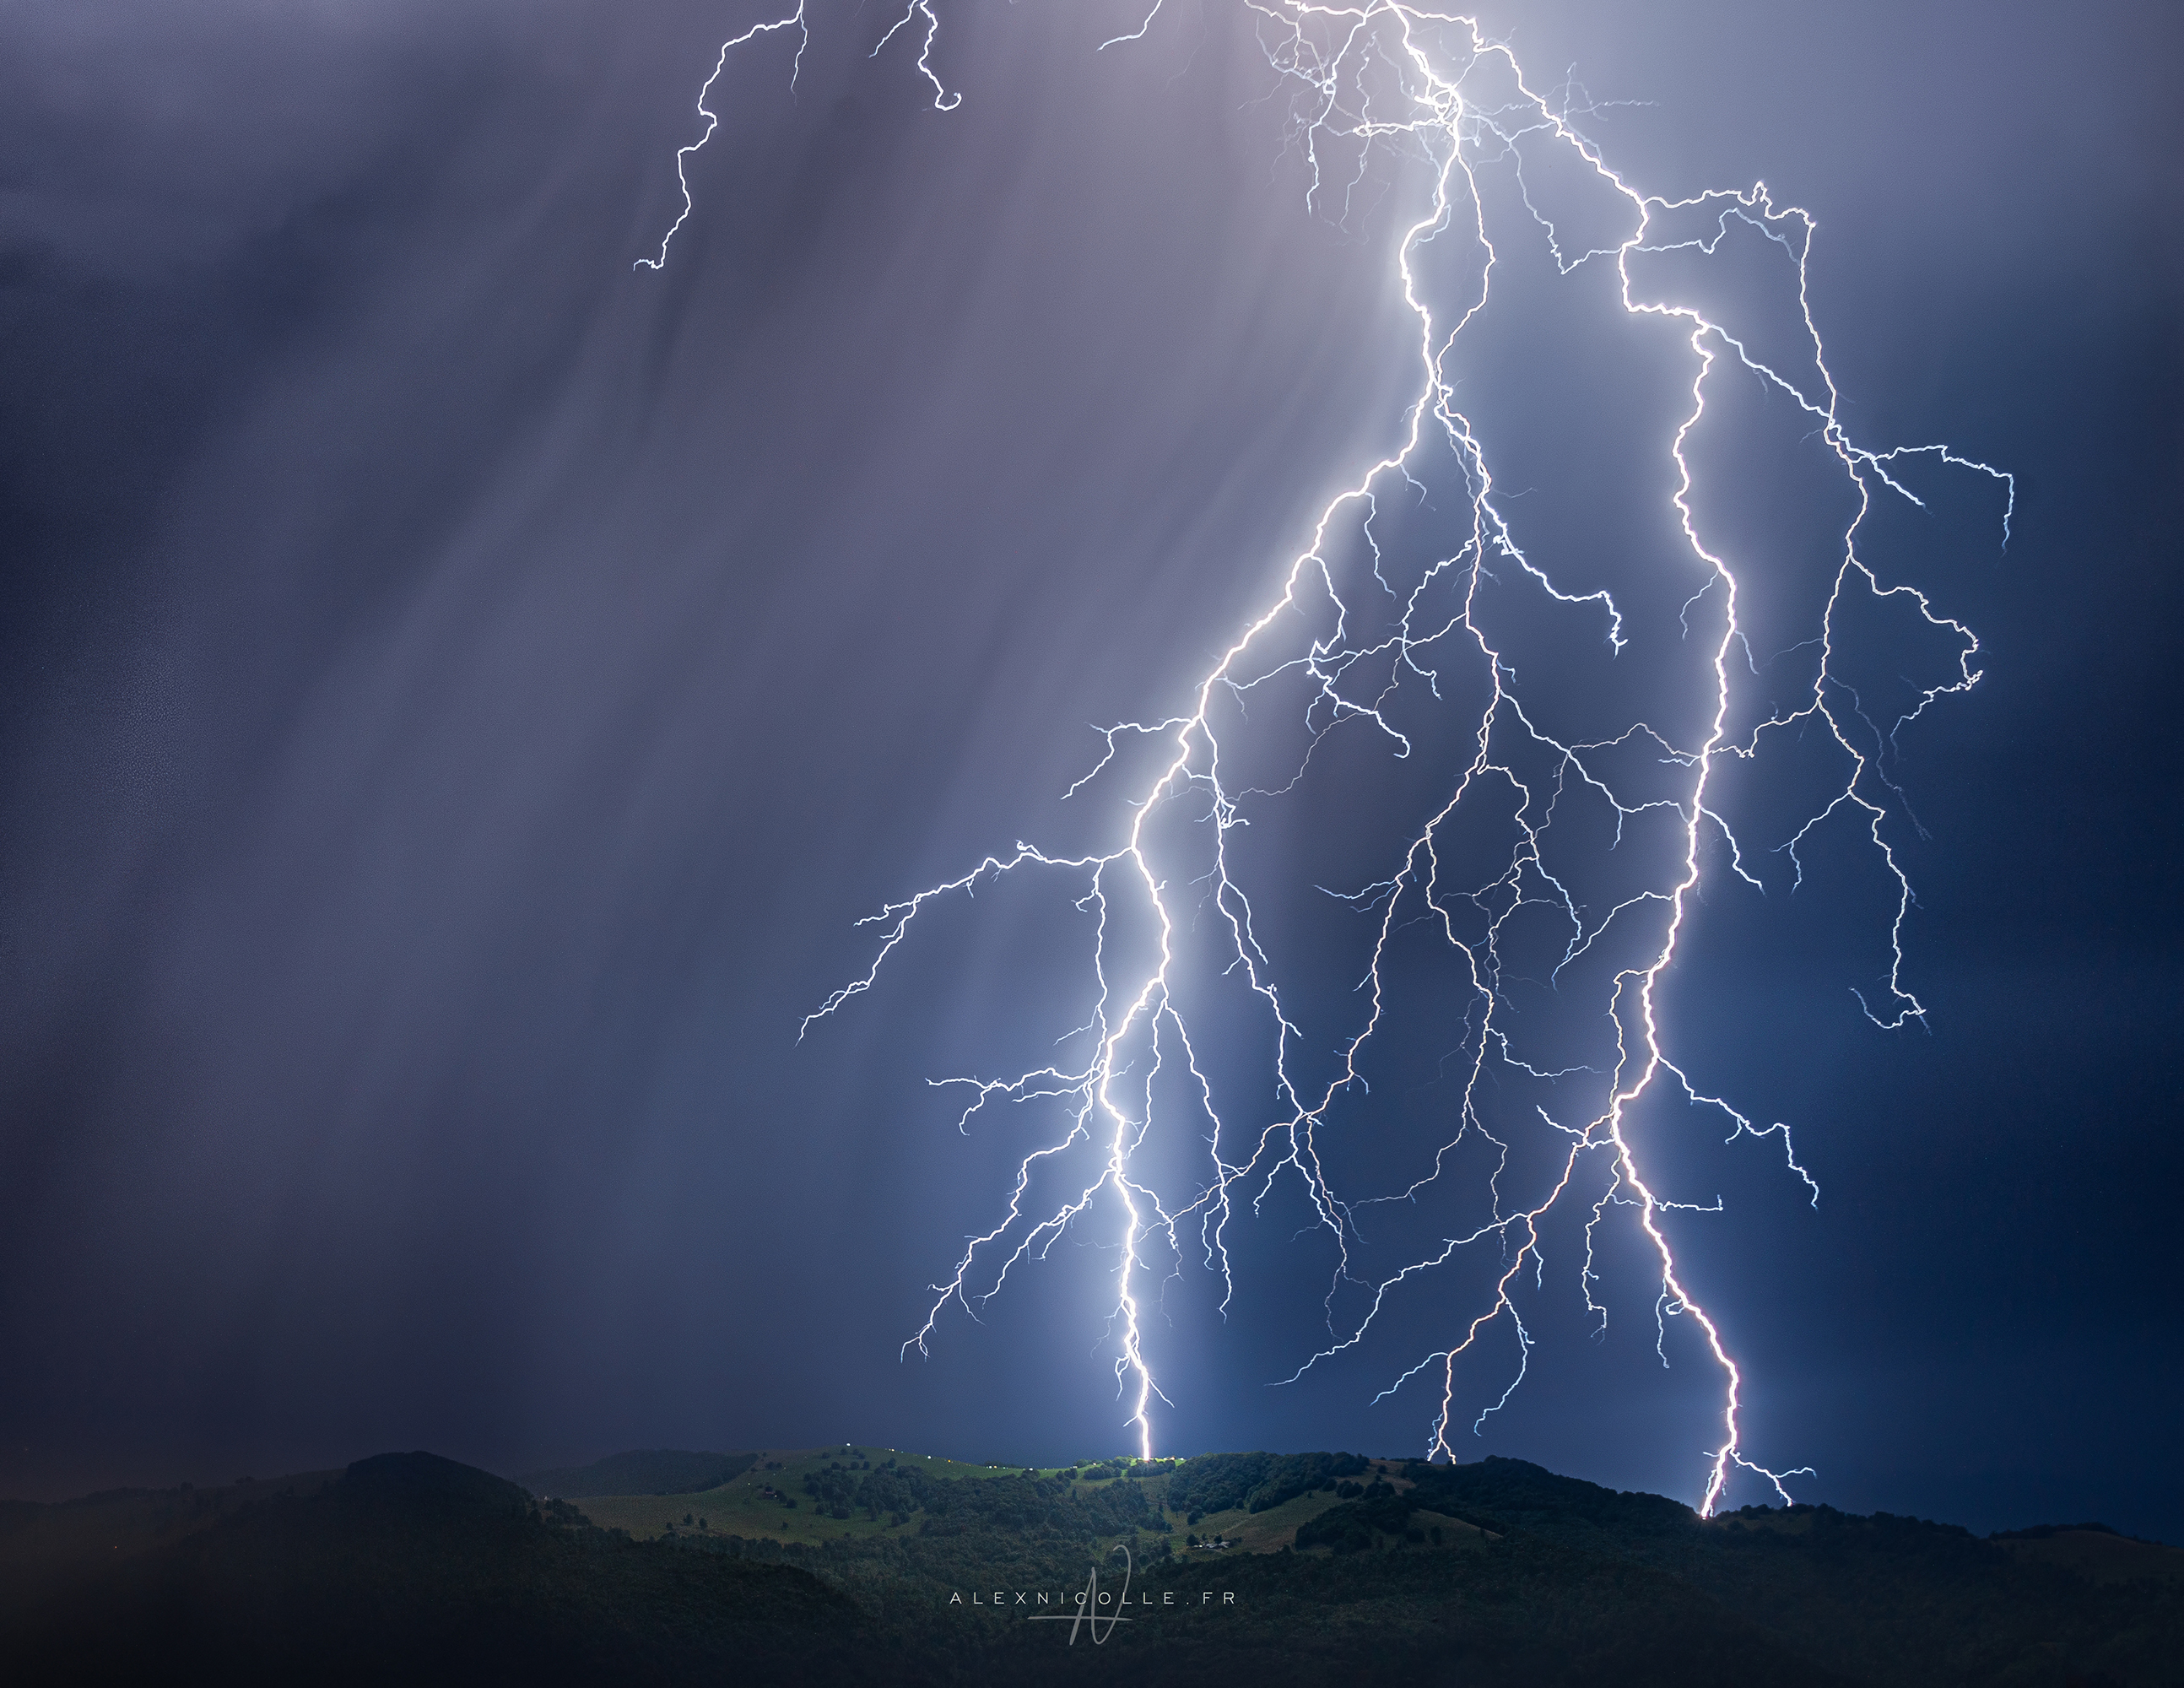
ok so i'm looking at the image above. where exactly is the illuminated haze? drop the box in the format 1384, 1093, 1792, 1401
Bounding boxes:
0, 0, 2177, 1539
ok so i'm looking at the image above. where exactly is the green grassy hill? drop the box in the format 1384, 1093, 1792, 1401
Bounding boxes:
552, 1443, 1027, 1547
6, 1445, 2179, 1685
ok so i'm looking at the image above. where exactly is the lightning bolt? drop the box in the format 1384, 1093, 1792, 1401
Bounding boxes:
645, 5, 2010, 1508
635, 0, 957, 273
635, 3, 809, 273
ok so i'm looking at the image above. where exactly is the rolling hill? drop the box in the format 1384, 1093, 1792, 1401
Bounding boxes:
5, 1445, 2177, 1685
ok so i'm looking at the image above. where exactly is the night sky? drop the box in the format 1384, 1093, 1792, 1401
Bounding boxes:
3, 1, 2178, 1543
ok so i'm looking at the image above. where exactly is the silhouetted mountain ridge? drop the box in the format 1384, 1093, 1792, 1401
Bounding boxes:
4, 1451, 854, 1685
3, 1446, 2177, 1685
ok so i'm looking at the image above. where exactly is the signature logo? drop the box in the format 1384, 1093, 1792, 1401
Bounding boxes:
1025, 1544, 1135, 1646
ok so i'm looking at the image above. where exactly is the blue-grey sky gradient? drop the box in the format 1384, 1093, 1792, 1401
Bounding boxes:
1, 0, 2177, 1539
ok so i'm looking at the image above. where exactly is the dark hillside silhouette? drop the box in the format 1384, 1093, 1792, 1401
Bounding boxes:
6, 1447, 2179, 1685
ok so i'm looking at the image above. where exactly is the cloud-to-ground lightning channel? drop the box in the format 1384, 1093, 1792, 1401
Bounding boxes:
644, 5, 2009, 1510
635, 0, 961, 273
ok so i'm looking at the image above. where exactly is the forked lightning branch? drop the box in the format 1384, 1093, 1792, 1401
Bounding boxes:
640, 3, 2010, 1514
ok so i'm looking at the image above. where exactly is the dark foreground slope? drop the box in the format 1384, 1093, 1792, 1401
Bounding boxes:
1262, 1458, 2184, 1687
6, 1449, 2179, 1686
3, 1453, 857, 1685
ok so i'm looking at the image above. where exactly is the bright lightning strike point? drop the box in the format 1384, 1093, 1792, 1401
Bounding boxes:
644, 4, 2012, 1511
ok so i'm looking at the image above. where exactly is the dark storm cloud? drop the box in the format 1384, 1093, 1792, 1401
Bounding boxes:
1, 0, 2177, 1543
0, 0, 1424, 1491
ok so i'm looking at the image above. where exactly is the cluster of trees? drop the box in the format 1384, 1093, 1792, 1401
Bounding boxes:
801, 1458, 938, 1523
1288, 1463, 1530, 1553
1292, 1480, 1432, 1553
1061, 1458, 1185, 1483
1161, 1451, 1371, 1523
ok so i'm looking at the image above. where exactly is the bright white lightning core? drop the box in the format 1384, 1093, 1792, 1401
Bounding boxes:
644, 5, 2010, 1513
